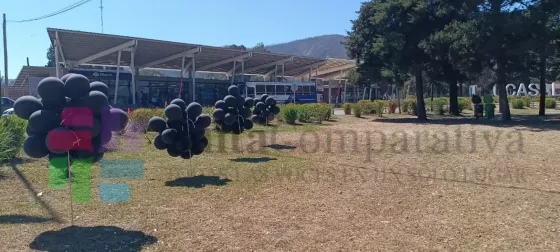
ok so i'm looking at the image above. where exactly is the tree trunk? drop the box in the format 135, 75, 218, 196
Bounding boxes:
539, 51, 546, 116
445, 66, 459, 116
414, 64, 428, 120
497, 57, 511, 121
396, 85, 401, 114
430, 81, 434, 111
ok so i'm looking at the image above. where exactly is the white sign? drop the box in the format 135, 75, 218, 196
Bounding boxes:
492, 83, 556, 97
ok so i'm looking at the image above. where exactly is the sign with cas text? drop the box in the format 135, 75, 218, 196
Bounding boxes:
492, 83, 557, 97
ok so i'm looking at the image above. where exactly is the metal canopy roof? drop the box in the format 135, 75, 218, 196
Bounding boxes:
47, 28, 348, 77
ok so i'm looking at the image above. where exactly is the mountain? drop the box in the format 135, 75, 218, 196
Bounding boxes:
266, 35, 349, 59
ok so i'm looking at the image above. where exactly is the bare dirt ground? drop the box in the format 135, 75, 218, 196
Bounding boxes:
1, 113, 560, 251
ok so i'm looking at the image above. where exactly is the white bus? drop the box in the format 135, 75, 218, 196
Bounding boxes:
245, 82, 317, 104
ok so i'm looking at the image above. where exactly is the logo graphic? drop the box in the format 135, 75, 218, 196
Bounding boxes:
48, 107, 143, 203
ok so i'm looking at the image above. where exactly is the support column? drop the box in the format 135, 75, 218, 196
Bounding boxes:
241, 61, 246, 96
308, 67, 312, 82
281, 64, 285, 81
130, 50, 136, 105
191, 57, 196, 102
54, 40, 60, 78
231, 61, 236, 85
113, 50, 122, 104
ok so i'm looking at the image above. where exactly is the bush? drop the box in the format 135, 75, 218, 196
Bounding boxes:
0, 116, 27, 163
358, 100, 375, 114
296, 105, 312, 122
493, 96, 499, 103
408, 99, 418, 115
342, 103, 352, 115
373, 100, 385, 117
433, 99, 445, 115
402, 100, 410, 113
202, 107, 215, 116
512, 98, 524, 109
387, 100, 398, 113
465, 98, 473, 110
457, 98, 468, 113
295, 104, 331, 123
545, 98, 557, 109
128, 108, 165, 133
281, 104, 298, 124
521, 96, 530, 107
352, 103, 362, 117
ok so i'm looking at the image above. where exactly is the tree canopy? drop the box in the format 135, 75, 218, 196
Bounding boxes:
346, 0, 560, 121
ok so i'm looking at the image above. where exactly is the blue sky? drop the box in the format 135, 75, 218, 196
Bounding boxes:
1, 0, 363, 78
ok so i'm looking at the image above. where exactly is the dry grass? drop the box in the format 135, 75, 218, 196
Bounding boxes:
1, 114, 560, 251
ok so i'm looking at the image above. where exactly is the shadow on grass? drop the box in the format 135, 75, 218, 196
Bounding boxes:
373, 114, 560, 132
165, 175, 232, 188
230, 157, 278, 163
0, 215, 54, 224
29, 225, 157, 252
264, 144, 296, 150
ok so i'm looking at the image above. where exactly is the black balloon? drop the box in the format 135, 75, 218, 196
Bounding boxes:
175, 136, 193, 152
170, 98, 187, 111
243, 119, 254, 130
228, 85, 240, 96
64, 74, 90, 99
244, 97, 255, 107
195, 114, 211, 128
86, 91, 109, 115
148, 99, 211, 159
214, 86, 253, 135
154, 135, 167, 150
215, 100, 227, 110
37, 77, 65, 102
17, 76, 127, 164
13, 96, 43, 120
23, 135, 49, 158
90, 81, 110, 96
161, 129, 178, 144
186, 102, 202, 119
224, 95, 236, 107
224, 113, 235, 125
252, 96, 278, 125
148, 117, 167, 132
60, 73, 75, 83
165, 104, 183, 121
180, 151, 192, 159
28, 110, 61, 134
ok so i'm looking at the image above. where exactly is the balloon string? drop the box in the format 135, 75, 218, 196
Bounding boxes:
236, 108, 244, 154
67, 150, 73, 226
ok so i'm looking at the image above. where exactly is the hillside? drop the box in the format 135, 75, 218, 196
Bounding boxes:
266, 35, 349, 59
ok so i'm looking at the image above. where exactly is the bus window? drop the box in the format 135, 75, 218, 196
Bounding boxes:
256, 85, 265, 94
310, 85, 317, 93
302, 86, 311, 94
275, 85, 286, 95
266, 85, 275, 94
247, 86, 255, 97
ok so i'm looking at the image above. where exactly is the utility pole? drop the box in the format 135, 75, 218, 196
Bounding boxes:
3, 13, 8, 99
100, 0, 104, 33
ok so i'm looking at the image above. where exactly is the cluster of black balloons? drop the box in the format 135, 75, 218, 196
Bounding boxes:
147, 99, 211, 159
251, 94, 280, 125
212, 85, 254, 135
14, 74, 128, 163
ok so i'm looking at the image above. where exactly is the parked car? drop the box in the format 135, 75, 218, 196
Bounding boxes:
1, 97, 15, 110
1, 108, 14, 118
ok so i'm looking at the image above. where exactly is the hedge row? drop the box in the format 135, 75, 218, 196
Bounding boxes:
0, 116, 28, 163
280, 103, 332, 124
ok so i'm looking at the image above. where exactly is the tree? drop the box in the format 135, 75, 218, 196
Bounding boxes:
252, 42, 271, 53
524, 0, 560, 115
46, 44, 55, 67
224, 44, 247, 51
